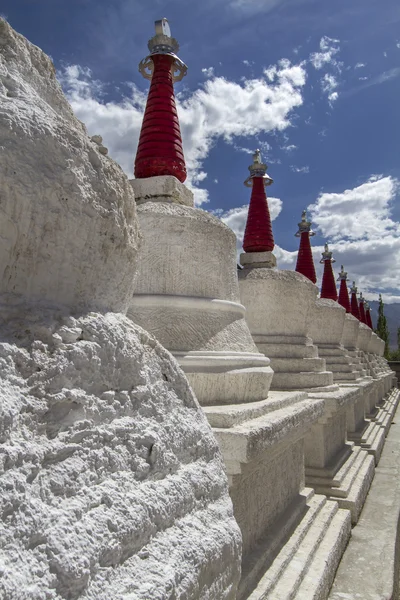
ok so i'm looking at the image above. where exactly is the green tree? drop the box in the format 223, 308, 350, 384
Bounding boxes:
375, 294, 390, 358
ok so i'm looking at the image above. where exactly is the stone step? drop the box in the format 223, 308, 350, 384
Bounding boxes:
328, 449, 375, 524
271, 357, 326, 373
271, 371, 334, 391
348, 420, 386, 465
246, 492, 351, 600
376, 408, 392, 435
293, 508, 351, 600
333, 371, 360, 382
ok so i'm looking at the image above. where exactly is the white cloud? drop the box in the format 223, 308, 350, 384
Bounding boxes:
328, 91, 338, 105
396, 42, 400, 49
306, 176, 400, 299
309, 176, 399, 241
290, 165, 310, 173
201, 67, 215, 78
310, 36, 340, 70
321, 73, 338, 94
59, 59, 307, 206
355, 62, 366, 69
282, 144, 297, 152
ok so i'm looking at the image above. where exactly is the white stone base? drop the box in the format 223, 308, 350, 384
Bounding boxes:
347, 420, 386, 465
306, 445, 375, 524
317, 345, 360, 383
254, 334, 334, 391
243, 488, 351, 600
204, 391, 328, 596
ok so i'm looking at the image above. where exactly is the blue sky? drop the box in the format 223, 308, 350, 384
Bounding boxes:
3, 0, 400, 301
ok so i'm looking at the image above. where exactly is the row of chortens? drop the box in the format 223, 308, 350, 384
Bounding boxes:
0, 15, 399, 600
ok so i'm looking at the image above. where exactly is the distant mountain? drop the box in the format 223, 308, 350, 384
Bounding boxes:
369, 301, 400, 349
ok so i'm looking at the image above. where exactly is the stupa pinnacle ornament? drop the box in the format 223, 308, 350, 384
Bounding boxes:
295, 209, 316, 283
365, 300, 373, 329
350, 282, 361, 320
320, 243, 338, 301
337, 265, 351, 313
134, 18, 187, 182
359, 292, 367, 325
242, 150, 274, 253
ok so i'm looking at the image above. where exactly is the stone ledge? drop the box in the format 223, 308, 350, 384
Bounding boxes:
329, 390, 400, 599
130, 175, 194, 206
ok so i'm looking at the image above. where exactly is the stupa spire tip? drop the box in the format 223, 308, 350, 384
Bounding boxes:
244, 149, 273, 187
295, 208, 315, 237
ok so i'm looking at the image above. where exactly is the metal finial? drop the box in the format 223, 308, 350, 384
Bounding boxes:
244, 149, 273, 188
320, 242, 335, 264
350, 281, 358, 294
365, 300, 370, 310
295, 208, 315, 237
337, 265, 347, 280
359, 292, 365, 303
139, 18, 187, 82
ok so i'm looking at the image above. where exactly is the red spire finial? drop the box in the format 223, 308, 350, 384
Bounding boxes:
320, 243, 338, 301
243, 150, 274, 253
337, 265, 351, 313
295, 209, 317, 283
350, 282, 361, 320
134, 19, 187, 182
365, 301, 373, 329
359, 292, 367, 324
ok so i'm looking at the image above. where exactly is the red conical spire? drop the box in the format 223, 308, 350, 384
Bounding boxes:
359, 292, 367, 325
350, 282, 361, 320
243, 150, 274, 253
295, 210, 317, 283
337, 265, 351, 313
365, 301, 373, 329
320, 243, 338, 301
135, 19, 187, 182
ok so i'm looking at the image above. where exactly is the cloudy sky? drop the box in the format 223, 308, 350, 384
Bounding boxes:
4, 0, 400, 301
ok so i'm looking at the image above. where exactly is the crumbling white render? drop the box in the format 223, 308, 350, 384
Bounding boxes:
0, 310, 241, 599
0, 19, 241, 599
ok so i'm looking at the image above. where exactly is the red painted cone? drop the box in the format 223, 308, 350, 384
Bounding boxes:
337, 265, 351, 313
135, 19, 187, 182
295, 210, 316, 283
320, 243, 338, 301
243, 150, 274, 253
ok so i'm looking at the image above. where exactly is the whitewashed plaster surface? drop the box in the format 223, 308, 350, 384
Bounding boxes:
0, 310, 241, 599
307, 299, 346, 346
0, 20, 242, 599
238, 267, 319, 337
341, 314, 360, 350
0, 18, 140, 313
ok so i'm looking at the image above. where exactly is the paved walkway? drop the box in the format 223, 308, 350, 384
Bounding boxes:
329, 394, 400, 600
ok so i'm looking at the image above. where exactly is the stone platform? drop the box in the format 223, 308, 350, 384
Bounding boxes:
329, 389, 400, 600
305, 386, 375, 524
245, 488, 351, 600
203, 391, 352, 599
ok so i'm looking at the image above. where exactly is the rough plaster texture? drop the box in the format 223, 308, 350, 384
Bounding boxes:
129, 196, 273, 405
130, 175, 194, 207
341, 313, 360, 350
0, 19, 139, 313
307, 299, 346, 347
0, 309, 242, 599
239, 267, 318, 337
356, 323, 373, 352
207, 392, 326, 597
238, 268, 333, 390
